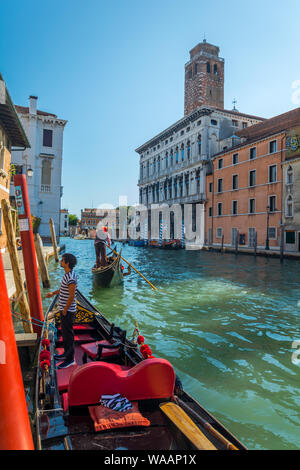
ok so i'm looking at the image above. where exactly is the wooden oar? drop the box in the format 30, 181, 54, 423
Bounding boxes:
103, 241, 157, 291
175, 397, 239, 450
159, 402, 217, 450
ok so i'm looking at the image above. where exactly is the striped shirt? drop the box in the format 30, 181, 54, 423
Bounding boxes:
58, 270, 78, 312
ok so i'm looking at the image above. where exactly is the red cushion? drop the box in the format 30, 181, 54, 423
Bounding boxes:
56, 333, 96, 344
57, 363, 79, 392
68, 358, 175, 407
58, 324, 94, 332
80, 341, 119, 359
61, 392, 68, 412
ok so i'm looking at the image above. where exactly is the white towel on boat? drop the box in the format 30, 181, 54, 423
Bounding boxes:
100, 393, 133, 412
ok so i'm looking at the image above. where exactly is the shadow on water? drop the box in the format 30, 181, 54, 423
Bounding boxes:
42, 238, 300, 450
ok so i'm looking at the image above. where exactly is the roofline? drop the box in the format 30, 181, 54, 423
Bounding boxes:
212, 130, 286, 159
0, 73, 30, 148
135, 106, 265, 154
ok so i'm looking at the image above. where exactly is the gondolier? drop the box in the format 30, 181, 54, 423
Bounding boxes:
45, 253, 78, 369
94, 226, 111, 268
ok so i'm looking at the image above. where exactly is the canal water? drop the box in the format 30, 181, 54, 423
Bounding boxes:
42, 238, 300, 450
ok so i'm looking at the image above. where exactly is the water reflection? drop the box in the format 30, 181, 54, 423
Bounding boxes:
42, 238, 300, 450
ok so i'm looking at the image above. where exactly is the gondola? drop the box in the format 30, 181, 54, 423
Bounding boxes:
35, 290, 247, 451
149, 240, 181, 249
92, 249, 123, 287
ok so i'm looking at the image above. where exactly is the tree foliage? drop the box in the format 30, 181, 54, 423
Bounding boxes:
69, 214, 79, 226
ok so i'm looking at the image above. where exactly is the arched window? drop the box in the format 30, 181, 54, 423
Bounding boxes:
287, 165, 293, 185
206, 62, 211, 73
153, 158, 156, 174
170, 150, 173, 166
176, 147, 179, 164
181, 143, 184, 161
158, 156, 160, 172
41, 158, 51, 190
198, 135, 202, 155
187, 141, 191, 159
147, 161, 149, 177
286, 195, 293, 217
165, 152, 168, 168
214, 64, 218, 74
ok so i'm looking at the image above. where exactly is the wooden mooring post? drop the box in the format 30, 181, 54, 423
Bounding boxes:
254, 232, 257, 257
34, 233, 50, 288
49, 218, 59, 262
235, 231, 239, 255
1, 199, 33, 334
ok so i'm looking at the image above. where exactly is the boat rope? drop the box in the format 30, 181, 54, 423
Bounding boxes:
131, 321, 155, 359
10, 309, 57, 335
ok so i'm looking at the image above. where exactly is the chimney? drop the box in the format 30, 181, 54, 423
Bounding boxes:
29, 95, 37, 115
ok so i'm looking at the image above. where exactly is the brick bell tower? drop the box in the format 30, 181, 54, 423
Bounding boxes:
184, 40, 224, 116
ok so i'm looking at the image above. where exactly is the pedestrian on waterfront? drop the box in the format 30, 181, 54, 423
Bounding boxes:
45, 253, 78, 369
94, 226, 111, 268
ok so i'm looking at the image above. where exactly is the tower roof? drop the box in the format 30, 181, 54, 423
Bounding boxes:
189, 41, 220, 60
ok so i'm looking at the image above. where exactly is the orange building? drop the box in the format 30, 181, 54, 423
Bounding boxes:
205, 108, 300, 251
0, 73, 30, 252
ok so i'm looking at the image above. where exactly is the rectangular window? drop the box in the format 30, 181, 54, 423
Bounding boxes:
217, 203, 223, 216
209, 182, 213, 193
269, 195, 276, 212
248, 228, 256, 247
231, 228, 238, 246
249, 199, 255, 214
232, 153, 239, 165
218, 158, 223, 169
268, 227, 276, 239
286, 231, 296, 244
217, 178, 223, 193
249, 147, 256, 160
249, 170, 256, 187
232, 120, 238, 127
43, 129, 53, 147
242, 122, 248, 128
232, 200, 238, 215
269, 140, 277, 154
216, 227, 222, 238
232, 174, 238, 190
209, 207, 212, 217
269, 165, 277, 183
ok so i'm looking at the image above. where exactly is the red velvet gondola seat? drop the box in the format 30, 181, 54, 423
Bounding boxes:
80, 340, 119, 359
67, 358, 175, 408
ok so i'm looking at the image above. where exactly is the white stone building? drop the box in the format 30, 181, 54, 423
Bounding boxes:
136, 40, 264, 245
60, 209, 69, 236
10, 96, 67, 241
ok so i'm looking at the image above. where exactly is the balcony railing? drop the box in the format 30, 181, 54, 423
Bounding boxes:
40, 185, 51, 192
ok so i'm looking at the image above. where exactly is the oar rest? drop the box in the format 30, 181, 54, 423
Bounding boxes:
67, 358, 176, 408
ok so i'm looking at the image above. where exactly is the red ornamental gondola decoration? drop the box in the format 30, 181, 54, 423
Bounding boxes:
137, 334, 155, 359
39, 336, 51, 372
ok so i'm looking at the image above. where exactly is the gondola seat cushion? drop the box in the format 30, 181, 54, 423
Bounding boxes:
80, 340, 119, 359
57, 363, 79, 392
68, 358, 175, 407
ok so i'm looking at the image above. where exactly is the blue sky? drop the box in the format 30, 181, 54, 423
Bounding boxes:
1, 0, 300, 217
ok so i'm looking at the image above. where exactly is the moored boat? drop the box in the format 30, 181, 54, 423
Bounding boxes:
149, 239, 181, 249
92, 249, 123, 287
128, 240, 147, 247
35, 291, 247, 451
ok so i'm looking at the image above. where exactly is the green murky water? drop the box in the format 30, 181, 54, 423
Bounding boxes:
42, 238, 300, 449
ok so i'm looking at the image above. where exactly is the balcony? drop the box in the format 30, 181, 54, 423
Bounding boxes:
40, 185, 51, 192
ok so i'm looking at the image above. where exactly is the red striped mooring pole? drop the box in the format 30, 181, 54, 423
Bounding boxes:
0, 251, 34, 449
13, 174, 44, 334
